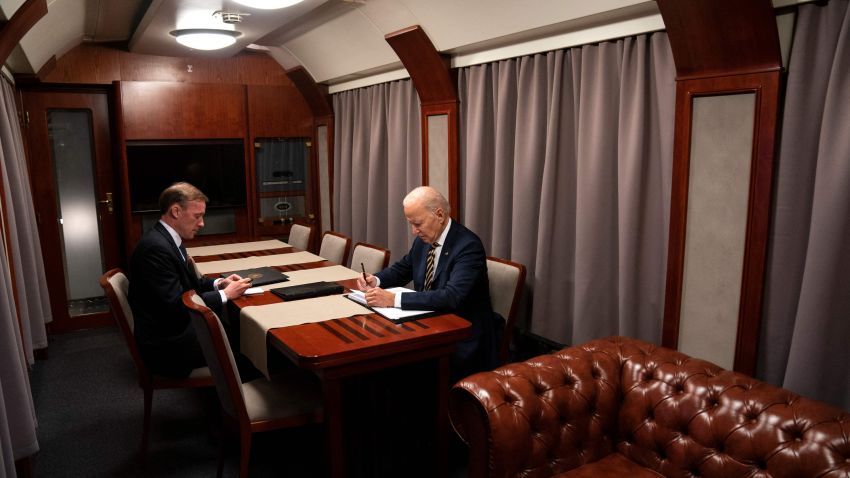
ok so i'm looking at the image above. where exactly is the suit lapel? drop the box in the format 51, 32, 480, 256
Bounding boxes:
433, 222, 457, 285
154, 222, 196, 287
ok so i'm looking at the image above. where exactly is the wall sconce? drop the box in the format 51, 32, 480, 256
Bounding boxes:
169, 29, 242, 50
231, 0, 304, 9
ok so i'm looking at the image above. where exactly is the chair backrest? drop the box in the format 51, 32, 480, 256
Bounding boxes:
288, 223, 313, 251
182, 291, 248, 423
318, 231, 352, 265
99, 268, 150, 380
350, 242, 391, 274
486, 257, 527, 364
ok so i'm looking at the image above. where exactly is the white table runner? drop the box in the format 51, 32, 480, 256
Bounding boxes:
186, 239, 289, 257
194, 251, 324, 276
240, 295, 371, 377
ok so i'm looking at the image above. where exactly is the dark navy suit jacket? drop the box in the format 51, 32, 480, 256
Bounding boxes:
376, 221, 499, 374
128, 222, 221, 376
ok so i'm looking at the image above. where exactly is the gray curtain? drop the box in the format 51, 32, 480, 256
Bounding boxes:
0, 78, 40, 474
459, 33, 675, 346
332, 80, 422, 260
758, 0, 850, 410
0, 78, 51, 362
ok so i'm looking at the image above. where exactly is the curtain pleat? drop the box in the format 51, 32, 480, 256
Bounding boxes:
459, 33, 675, 346
0, 77, 41, 473
333, 80, 421, 260
0, 79, 51, 360
759, 0, 850, 409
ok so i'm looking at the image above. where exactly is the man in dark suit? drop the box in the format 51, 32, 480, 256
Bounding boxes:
357, 186, 499, 376
129, 182, 251, 378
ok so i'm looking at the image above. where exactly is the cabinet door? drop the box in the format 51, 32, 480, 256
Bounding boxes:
253, 138, 316, 239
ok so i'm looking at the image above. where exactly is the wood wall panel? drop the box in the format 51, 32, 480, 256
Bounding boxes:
120, 82, 246, 139
39, 44, 121, 83
247, 85, 313, 138
119, 52, 239, 84
39, 43, 291, 86
237, 54, 289, 86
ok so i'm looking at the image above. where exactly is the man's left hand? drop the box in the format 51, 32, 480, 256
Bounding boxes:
365, 287, 395, 307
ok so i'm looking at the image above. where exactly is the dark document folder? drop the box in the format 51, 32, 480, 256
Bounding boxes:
270, 281, 344, 301
221, 267, 288, 287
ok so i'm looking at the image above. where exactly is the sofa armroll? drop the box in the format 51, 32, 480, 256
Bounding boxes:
449, 346, 623, 477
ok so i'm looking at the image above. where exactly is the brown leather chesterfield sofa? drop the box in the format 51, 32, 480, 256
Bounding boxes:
449, 336, 850, 477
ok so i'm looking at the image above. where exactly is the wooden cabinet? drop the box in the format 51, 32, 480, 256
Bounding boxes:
246, 85, 319, 241
116, 81, 317, 247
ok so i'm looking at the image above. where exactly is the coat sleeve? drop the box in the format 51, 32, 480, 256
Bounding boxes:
376, 246, 415, 288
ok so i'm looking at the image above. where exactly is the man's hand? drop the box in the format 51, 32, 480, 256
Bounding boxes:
222, 277, 252, 300
218, 273, 243, 289
365, 287, 395, 307
357, 273, 378, 291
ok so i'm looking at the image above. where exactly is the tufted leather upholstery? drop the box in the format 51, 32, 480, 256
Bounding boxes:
449, 336, 850, 478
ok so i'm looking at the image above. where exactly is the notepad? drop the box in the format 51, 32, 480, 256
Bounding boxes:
347, 288, 435, 323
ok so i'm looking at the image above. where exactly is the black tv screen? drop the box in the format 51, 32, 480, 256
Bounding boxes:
127, 140, 247, 213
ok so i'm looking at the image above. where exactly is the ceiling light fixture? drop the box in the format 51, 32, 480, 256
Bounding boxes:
231, 0, 304, 10
170, 29, 243, 50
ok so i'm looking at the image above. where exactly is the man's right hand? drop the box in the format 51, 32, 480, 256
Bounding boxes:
357, 273, 378, 291
222, 277, 252, 299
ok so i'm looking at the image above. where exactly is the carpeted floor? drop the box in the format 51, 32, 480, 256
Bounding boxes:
29, 326, 467, 477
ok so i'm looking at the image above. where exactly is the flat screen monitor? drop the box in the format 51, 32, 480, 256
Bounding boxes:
126, 140, 247, 213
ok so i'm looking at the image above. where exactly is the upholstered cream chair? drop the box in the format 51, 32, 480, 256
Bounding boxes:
486, 257, 527, 364
349, 242, 391, 275
287, 223, 314, 251
318, 231, 352, 265
99, 269, 213, 461
182, 291, 324, 478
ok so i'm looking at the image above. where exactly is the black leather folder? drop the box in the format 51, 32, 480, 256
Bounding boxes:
221, 267, 288, 287
270, 281, 344, 301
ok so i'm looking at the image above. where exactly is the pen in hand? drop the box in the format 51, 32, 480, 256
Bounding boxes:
360, 262, 368, 284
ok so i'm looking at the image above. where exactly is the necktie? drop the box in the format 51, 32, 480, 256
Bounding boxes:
178, 244, 188, 263
423, 242, 439, 291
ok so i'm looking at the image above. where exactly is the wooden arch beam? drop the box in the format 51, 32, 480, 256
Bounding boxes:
385, 25, 456, 105
0, 0, 47, 65
385, 25, 458, 218
286, 66, 332, 119
657, 0, 781, 78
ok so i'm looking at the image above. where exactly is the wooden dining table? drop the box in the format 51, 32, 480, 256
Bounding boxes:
195, 245, 471, 477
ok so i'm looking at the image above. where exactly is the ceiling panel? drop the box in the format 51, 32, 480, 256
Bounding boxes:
282, 7, 400, 83
19, 0, 87, 72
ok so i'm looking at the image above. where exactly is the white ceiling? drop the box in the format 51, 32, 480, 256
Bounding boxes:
0, 0, 814, 91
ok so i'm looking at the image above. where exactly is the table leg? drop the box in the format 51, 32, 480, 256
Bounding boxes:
435, 355, 450, 477
322, 376, 345, 478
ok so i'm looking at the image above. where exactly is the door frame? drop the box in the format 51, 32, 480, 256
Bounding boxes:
20, 84, 123, 332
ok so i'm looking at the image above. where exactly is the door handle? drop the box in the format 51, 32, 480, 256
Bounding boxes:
98, 192, 113, 213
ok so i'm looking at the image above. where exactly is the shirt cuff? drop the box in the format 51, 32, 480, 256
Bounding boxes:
213, 279, 227, 303
394, 290, 406, 308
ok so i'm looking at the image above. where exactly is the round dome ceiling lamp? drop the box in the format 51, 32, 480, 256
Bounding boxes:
169, 29, 243, 50
230, 0, 304, 9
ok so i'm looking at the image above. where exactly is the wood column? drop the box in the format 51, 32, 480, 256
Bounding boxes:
658, 0, 782, 375
385, 25, 459, 218
287, 66, 334, 240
